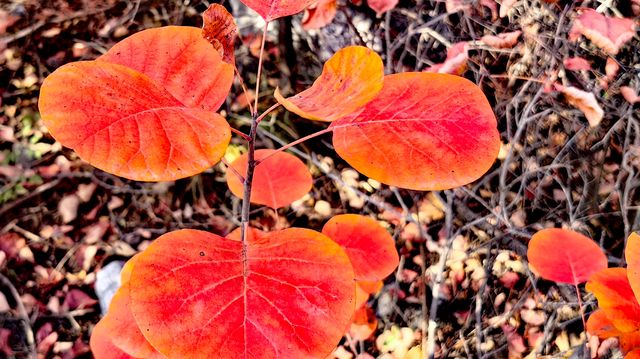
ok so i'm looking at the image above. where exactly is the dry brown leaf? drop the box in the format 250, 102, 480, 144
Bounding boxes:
445, 0, 471, 13
621, 86, 639, 104
424, 42, 469, 75
554, 84, 604, 127
481, 30, 522, 49
302, 0, 337, 30
202, 4, 238, 64
569, 9, 636, 55
600, 57, 620, 88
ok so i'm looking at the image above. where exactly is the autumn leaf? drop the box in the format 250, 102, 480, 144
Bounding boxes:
322, 214, 399, 281
89, 319, 136, 359
129, 229, 355, 358
239, 0, 317, 21
330, 72, 500, 191
226, 149, 312, 208
587, 309, 622, 339
586, 268, 640, 333
554, 84, 604, 127
39, 27, 234, 181
349, 306, 378, 340
275, 46, 384, 122
302, 0, 338, 30
202, 4, 238, 64
569, 8, 636, 55
527, 228, 607, 285
98, 27, 234, 111
625, 233, 640, 308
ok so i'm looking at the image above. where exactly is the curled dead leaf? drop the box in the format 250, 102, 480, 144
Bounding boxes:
302, 0, 337, 30
424, 42, 469, 75
554, 84, 604, 127
202, 4, 238, 64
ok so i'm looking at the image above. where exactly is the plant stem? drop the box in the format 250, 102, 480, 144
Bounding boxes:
240, 21, 269, 244
574, 283, 587, 331
255, 103, 281, 124
255, 127, 333, 164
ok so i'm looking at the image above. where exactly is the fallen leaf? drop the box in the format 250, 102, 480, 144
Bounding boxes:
569, 9, 636, 55
601, 57, 620, 88
302, 0, 337, 30
349, 306, 378, 340
554, 84, 604, 127
445, 0, 471, 13
481, 30, 522, 49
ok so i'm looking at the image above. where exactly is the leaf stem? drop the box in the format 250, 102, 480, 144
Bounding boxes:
230, 127, 251, 141
221, 158, 245, 184
255, 103, 281, 124
255, 127, 333, 165
252, 22, 269, 117
234, 65, 255, 115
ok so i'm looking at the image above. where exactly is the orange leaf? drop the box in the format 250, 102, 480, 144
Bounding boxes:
97, 284, 164, 358
424, 42, 469, 75
275, 46, 384, 122
349, 306, 378, 341
302, 0, 338, 30
98, 27, 234, 111
202, 4, 238, 64
554, 84, 604, 127
89, 320, 136, 359
368, 0, 399, 15
322, 214, 398, 281
587, 309, 622, 338
620, 331, 640, 354
226, 226, 267, 242
586, 268, 640, 333
355, 280, 383, 309
481, 30, 522, 49
128, 228, 355, 358
239, 0, 317, 21
626, 349, 640, 359
569, 8, 636, 55
226, 149, 312, 208
330, 72, 500, 190
527, 228, 607, 285
39, 61, 231, 182
626, 233, 640, 306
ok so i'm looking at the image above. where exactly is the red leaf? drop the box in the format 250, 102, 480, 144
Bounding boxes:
129, 229, 355, 358
239, 0, 317, 21
275, 46, 384, 122
355, 280, 383, 309
302, 0, 338, 30
527, 228, 607, 285
586, 268, 640, 333
98, 27, 234, 112
89, 320, 136, 359
226, 149, 312, 208
626, 233, 640, 307
554, 83, 604, 127
481, 30, 522, 49
330, 72, 500, 190
563, 57, 592, 71
587, 309, 622, 338
368, 0, 399, 15
202, 4, 238, 64
569, 9, 636, 55
424, 42, 469, 75
322, 214, 398, 281
39, 27, 234, 181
